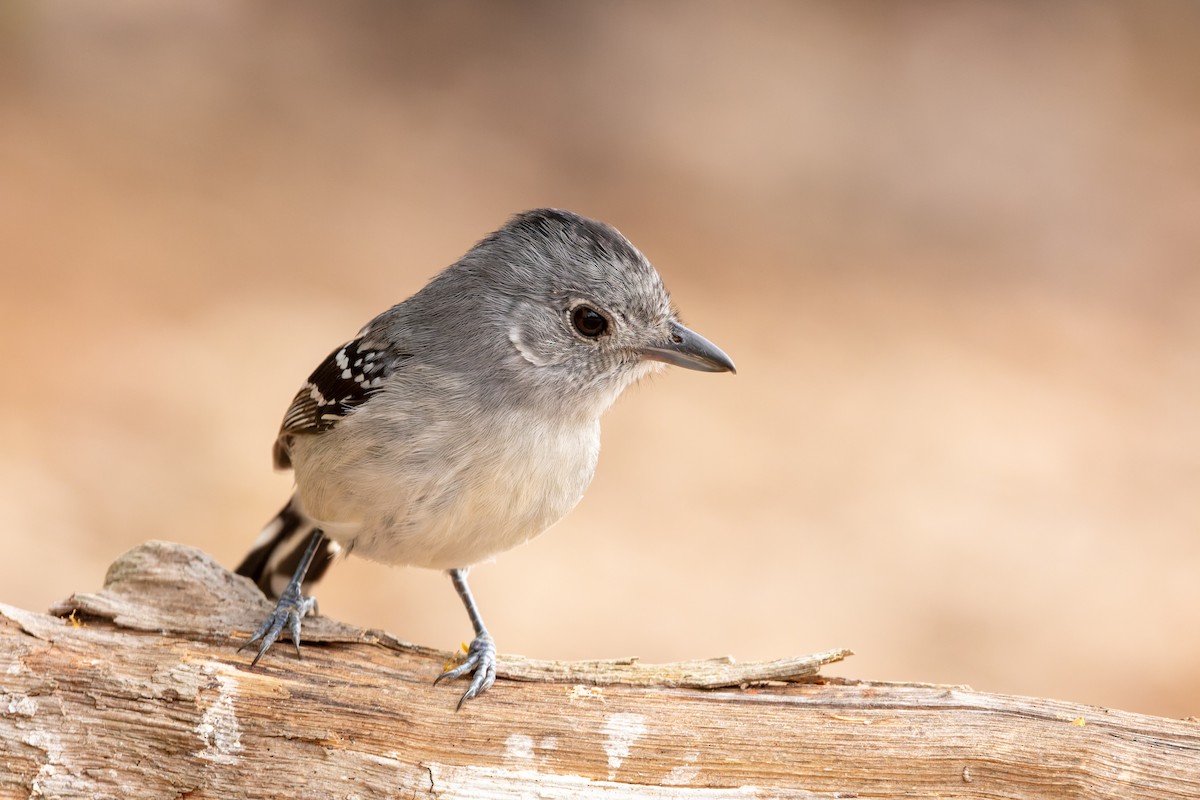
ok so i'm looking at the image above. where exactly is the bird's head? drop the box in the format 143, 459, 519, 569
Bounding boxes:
426, 209, 735, 419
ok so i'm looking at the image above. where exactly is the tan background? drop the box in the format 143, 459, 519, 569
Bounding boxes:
2, 1, 1197, 719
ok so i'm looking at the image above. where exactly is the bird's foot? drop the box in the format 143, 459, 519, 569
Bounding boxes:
434, 631, 497, 709
238, 585, 317, 666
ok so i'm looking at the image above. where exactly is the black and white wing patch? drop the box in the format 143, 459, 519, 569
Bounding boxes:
273, 337, 403, 468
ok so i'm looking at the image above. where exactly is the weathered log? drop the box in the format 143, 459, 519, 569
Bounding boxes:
1, 541, 1196, 799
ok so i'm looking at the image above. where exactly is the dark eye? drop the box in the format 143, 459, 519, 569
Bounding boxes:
571, 306, 609, 338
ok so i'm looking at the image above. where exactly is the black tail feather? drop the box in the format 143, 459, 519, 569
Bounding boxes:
235, 497, 336, 598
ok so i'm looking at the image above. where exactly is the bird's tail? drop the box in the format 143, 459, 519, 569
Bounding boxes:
235, 496, 336, 598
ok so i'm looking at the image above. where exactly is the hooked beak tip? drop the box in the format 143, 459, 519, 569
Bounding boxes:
640, 321, 736, 375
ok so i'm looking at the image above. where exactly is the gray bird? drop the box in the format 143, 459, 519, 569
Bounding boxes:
236, 208, 735, 707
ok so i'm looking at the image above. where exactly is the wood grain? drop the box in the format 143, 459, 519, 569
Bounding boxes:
1, 541, 1196, 799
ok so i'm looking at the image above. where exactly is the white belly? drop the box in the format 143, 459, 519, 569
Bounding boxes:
289, 410, 600, 570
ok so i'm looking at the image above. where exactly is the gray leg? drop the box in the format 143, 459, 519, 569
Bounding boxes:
434, 567, 497, 709
239, 529, 324, 665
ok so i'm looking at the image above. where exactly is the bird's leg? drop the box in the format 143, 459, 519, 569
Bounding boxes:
239, 528, 324, 665
434, 567, 497, 709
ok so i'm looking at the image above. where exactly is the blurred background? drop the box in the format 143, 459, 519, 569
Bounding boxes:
1, 1, 1197, 719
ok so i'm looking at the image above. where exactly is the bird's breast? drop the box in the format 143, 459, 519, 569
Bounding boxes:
293, 407, 601, 570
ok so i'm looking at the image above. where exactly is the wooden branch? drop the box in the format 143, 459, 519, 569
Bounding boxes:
1, 542, 1196, 799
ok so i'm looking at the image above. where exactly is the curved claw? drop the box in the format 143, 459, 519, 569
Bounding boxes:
238, 591, 316, 666
434, 632, 497, 709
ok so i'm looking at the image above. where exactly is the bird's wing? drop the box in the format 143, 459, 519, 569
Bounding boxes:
273, 332, 409, 468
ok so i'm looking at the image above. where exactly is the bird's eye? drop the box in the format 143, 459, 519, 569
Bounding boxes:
571, 306, 609, 338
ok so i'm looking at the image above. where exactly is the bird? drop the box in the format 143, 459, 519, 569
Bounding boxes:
234, 208, 735, 707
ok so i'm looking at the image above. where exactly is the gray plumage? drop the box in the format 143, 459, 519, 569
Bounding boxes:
236, 208, 734, 707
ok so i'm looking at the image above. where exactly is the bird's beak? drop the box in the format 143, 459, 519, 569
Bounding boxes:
639, 321, 736, 374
